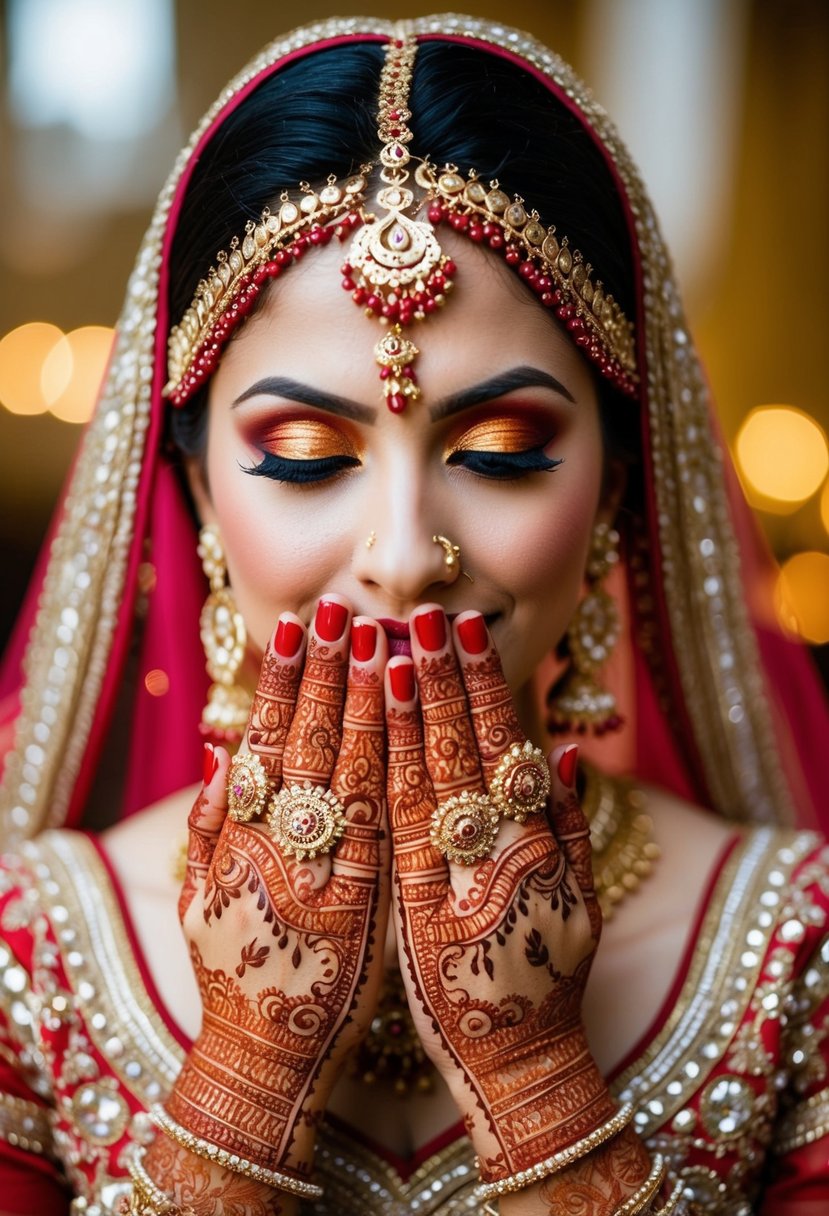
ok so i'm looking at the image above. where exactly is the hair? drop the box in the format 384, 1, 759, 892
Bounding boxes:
168, 41, 639, 486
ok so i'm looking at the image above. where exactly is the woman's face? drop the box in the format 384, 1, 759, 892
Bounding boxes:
192, 231, 609, 698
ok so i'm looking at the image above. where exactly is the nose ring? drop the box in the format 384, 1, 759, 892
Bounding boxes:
432, 534, 474, 583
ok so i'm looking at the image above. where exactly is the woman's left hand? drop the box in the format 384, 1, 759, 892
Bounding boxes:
385, 606, 615, 1185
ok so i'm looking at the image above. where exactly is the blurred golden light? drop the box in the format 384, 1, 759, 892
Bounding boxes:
735, 406, 829, 512
821, 478, 829, 539
0, 322, 64, 415
144, 669, 170, 697
44, 326, 115, 424
775, 551, 829, 644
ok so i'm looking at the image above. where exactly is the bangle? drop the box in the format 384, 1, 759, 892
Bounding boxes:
150, 1103, 324, 1200
482, 1204, 498, 1216
474, 1101, 634, 1201
612, 1153, 666, 1215
652, 1178, 685, 1215
126, 1146, 194, 1215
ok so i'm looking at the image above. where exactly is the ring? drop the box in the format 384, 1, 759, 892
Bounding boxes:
267, 783, 347, 860
489, 740, 551, 823
227, 752, 271, 821
430, 791, 499, 865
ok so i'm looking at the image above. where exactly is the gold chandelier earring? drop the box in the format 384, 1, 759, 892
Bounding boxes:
197, 524, 251, 745
546, 520, 623, 736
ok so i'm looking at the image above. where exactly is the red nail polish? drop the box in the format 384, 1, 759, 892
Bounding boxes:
275, 618, 303, 657
315, 599, 348, 642
557, 744, 579, 788
413, 609, 446, 651
351, 621, 377, 662
457, 614, 488, 655
203, 742, 215, 786
389, 662, 416, 701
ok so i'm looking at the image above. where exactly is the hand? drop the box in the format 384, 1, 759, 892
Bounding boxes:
385, 606, 615, 1184
172, 597, 389, 1180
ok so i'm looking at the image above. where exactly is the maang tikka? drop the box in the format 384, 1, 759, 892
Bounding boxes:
197, 524, 251, 744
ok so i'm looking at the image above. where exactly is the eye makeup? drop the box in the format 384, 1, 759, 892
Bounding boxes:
245, 417, 359, 461
445, 413, 554, 457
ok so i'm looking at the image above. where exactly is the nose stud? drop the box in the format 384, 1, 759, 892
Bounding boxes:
365, 531, 377, 549
432, 534, 473, 583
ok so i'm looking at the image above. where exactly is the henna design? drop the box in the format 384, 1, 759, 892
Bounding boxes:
143, 1130, 293, 1215
461, 650, 526, 783
281, 639, 347, 786
248, 651, 303, 782
551, 786, 602, 942
387, 699, 613, 1186
174, 812, 383, 1175
179, 790, 221, 924
537, 1124, 655, 1213
416, 654, 484, 794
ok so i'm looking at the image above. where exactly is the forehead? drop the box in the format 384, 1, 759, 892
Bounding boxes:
210, 228, 595, 411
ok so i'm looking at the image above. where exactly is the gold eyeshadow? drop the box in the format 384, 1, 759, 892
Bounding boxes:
447, 415, 551, 456
252, 418, 359, 460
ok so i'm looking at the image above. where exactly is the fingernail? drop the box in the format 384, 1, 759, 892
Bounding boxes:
351, 621, 377, 662
557, 744, 579, 788
456, 613, 488, 655
413, 609, 446, 652
202, 742, 215, 786
315, 599, 348, 642
275, 618, 303, 657
389, 662, 416, 701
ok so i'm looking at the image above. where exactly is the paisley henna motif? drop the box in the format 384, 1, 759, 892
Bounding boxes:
416, 653, 484, 794
143, 1129, 293, 1215
281, 639, 347, 786
461, 650, 526, 783
537, 1124, 656, 1212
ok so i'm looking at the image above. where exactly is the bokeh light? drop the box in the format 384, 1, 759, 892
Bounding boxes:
775, 551, 829, 644
144, 668, 170, 697
821, 478, 829, 539
43, 326, 114, 423
735, 406, 829, 513
0, 322, 64, 415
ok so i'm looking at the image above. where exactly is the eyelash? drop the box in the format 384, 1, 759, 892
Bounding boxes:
244, 445, 563, 485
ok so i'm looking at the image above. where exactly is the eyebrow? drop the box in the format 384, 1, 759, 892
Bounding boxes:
232, 377, 376, 423
430, 366, 575, 420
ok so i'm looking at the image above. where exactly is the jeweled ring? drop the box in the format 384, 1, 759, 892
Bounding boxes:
489, 740, 551, 823
430, 791, 499, 865
227, 752, 271, 822
267, 783, 347, 860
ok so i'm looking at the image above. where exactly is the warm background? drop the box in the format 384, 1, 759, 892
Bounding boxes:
1, 0, 827, 681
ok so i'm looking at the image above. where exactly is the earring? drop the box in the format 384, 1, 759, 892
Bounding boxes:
546, 521, 623, 736
197, 524, 251, 745
432, 534, 474, 582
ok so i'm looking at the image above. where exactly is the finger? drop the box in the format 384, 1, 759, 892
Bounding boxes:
244, 613, 306, 784
281, 595, 351, 788
409, 604, 484, 800
178, 743, 231, 923
330, 618, 388, 886
385, 657, 447, 888
548, 744, 601, 938
452, 611, 525, 786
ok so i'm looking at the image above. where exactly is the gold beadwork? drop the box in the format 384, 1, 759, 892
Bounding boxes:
610, 1153, 667, 1215
474, 1102, 635, 1200
489, 740, 551, 822
267, 782, 347, 860
652, 1180, 686, 1215
430, 791, 500, 864
197, 525, 251, 743
126, 1145, 193, 1214
583, 767, 661, 920
226, 752, 270, 822
150, 1104, 324, 1199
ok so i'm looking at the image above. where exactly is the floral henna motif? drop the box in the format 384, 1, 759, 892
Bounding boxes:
537, 1124, 656, 1211
174, 817, 382, 1176
281, 640, 347, 785
551, 785, 603, 942
461, 650, 526, 783
143, 1129, 293, 1215
248, 652, 303, 781
179, 790, 221, 923
416, 653, 484, 793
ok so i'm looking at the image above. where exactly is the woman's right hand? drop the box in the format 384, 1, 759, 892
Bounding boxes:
170, 596, 389, 1183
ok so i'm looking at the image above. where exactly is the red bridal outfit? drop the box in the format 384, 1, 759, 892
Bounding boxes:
0, 16, 827, 1215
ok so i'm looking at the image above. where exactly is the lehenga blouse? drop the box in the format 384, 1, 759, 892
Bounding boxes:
0, 824, 827, 1214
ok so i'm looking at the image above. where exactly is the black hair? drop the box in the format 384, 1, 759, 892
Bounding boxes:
168, 41, 639, 481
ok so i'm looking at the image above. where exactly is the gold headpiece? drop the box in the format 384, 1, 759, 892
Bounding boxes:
164, 32, 637, 410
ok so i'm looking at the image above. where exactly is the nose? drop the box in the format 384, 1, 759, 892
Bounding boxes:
353, 514, 461, 606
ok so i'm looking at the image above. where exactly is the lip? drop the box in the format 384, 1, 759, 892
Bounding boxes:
378, 613, 495, 657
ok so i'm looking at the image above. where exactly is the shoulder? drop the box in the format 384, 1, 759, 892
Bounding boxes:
100, 783, 198, 899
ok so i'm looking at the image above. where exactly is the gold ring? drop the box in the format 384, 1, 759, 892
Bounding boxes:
430, 791, 499, 864
489, 741, 551, 823
267, 783, 347, 860
227, 752, 271, 821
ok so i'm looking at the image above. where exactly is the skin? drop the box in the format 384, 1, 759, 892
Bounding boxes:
102, 230, 740, 1211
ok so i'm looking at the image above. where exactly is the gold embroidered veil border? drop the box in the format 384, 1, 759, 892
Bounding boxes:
0, 14, 795, 843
